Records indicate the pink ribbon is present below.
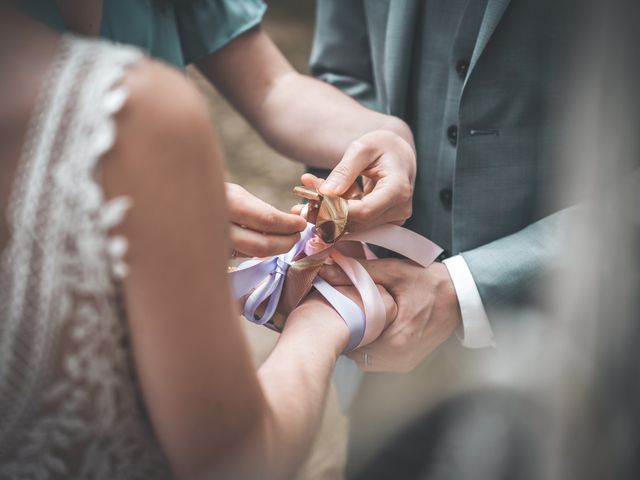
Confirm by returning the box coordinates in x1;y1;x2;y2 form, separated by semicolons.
320;225;442;348
230;223;442;352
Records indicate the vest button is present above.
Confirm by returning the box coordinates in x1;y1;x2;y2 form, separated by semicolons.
439;187;453;210
456;59;470;80
447;125;458;147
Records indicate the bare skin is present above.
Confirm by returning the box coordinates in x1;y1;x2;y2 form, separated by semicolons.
0;5;397;478
199;27;416;235
50;0;417;259
105;55;396;480
322;259;462;373
109;83;394;475
304;155;463;373
225;182;307;258
54;0;103;35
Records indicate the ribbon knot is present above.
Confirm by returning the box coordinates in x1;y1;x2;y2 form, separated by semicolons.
304;232;331;256
274;257;289;277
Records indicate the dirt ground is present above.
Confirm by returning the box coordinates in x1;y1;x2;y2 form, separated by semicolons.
189;3;349;479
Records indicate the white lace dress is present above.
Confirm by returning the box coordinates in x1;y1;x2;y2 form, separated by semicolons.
0;36;173;479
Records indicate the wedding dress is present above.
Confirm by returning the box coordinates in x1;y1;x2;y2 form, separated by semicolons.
0;36;172;478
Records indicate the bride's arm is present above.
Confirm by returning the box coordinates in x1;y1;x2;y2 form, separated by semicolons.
102;60;362;480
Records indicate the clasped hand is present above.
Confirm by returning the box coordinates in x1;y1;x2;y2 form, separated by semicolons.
321;260;461;372
231;130;461;370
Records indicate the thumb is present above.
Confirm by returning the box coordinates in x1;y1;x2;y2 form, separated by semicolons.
320;141;376;195
355;259;399;290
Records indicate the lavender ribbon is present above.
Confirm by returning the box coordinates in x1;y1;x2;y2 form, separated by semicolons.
229;223;366;352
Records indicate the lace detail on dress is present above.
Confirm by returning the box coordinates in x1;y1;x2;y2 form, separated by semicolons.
0;36;171;479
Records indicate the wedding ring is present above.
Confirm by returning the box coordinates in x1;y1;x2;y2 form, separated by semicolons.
362;352;371;367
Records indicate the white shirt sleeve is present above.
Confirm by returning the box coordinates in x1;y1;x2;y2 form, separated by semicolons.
442;255;496;348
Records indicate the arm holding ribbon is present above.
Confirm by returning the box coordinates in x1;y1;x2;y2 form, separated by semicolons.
225;182;307;258
229;182;443;355
198;26;417;238
109;77;395;479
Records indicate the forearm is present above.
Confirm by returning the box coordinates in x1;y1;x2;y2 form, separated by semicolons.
245;301;347;480
253;71;413;169
198;27;414;170
183;302;346;480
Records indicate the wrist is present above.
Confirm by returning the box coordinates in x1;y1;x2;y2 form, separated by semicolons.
284;298;350;358
379;116;416;154
429;262;462;328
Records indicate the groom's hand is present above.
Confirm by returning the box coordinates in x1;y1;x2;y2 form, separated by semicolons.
313;130;416;230
321;259;461;372
285;285;398;357
226;183;307;258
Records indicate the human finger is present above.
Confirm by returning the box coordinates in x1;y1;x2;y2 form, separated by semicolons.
319;138;378;196
347;346;403;372
229;224;301;258
229;247;250;258
300;172;325;190
346;175;412;227
226;183;306;235
290;204;305;215
362;177;376;195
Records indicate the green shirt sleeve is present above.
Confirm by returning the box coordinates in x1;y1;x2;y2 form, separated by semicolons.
174;0;267;65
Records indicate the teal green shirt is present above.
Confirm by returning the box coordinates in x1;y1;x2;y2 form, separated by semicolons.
19;0;267;67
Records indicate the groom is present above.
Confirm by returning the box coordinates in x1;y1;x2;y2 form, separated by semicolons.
312;0;582;473
314;0;578;373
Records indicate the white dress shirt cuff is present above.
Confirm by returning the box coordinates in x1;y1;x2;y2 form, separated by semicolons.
442;255;496;349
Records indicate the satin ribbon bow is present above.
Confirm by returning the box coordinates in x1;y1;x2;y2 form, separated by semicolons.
229;186;443;353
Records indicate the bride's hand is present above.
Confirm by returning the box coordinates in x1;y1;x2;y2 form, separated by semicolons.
298;130;416;230
284;285;398;357
226;183;307;258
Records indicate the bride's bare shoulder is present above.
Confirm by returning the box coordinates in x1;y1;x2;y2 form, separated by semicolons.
119;59;214;154
102;57;221;201
123;59;211;128
106;58;218;184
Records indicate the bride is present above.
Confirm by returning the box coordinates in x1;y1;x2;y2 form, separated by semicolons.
0;3;395;479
